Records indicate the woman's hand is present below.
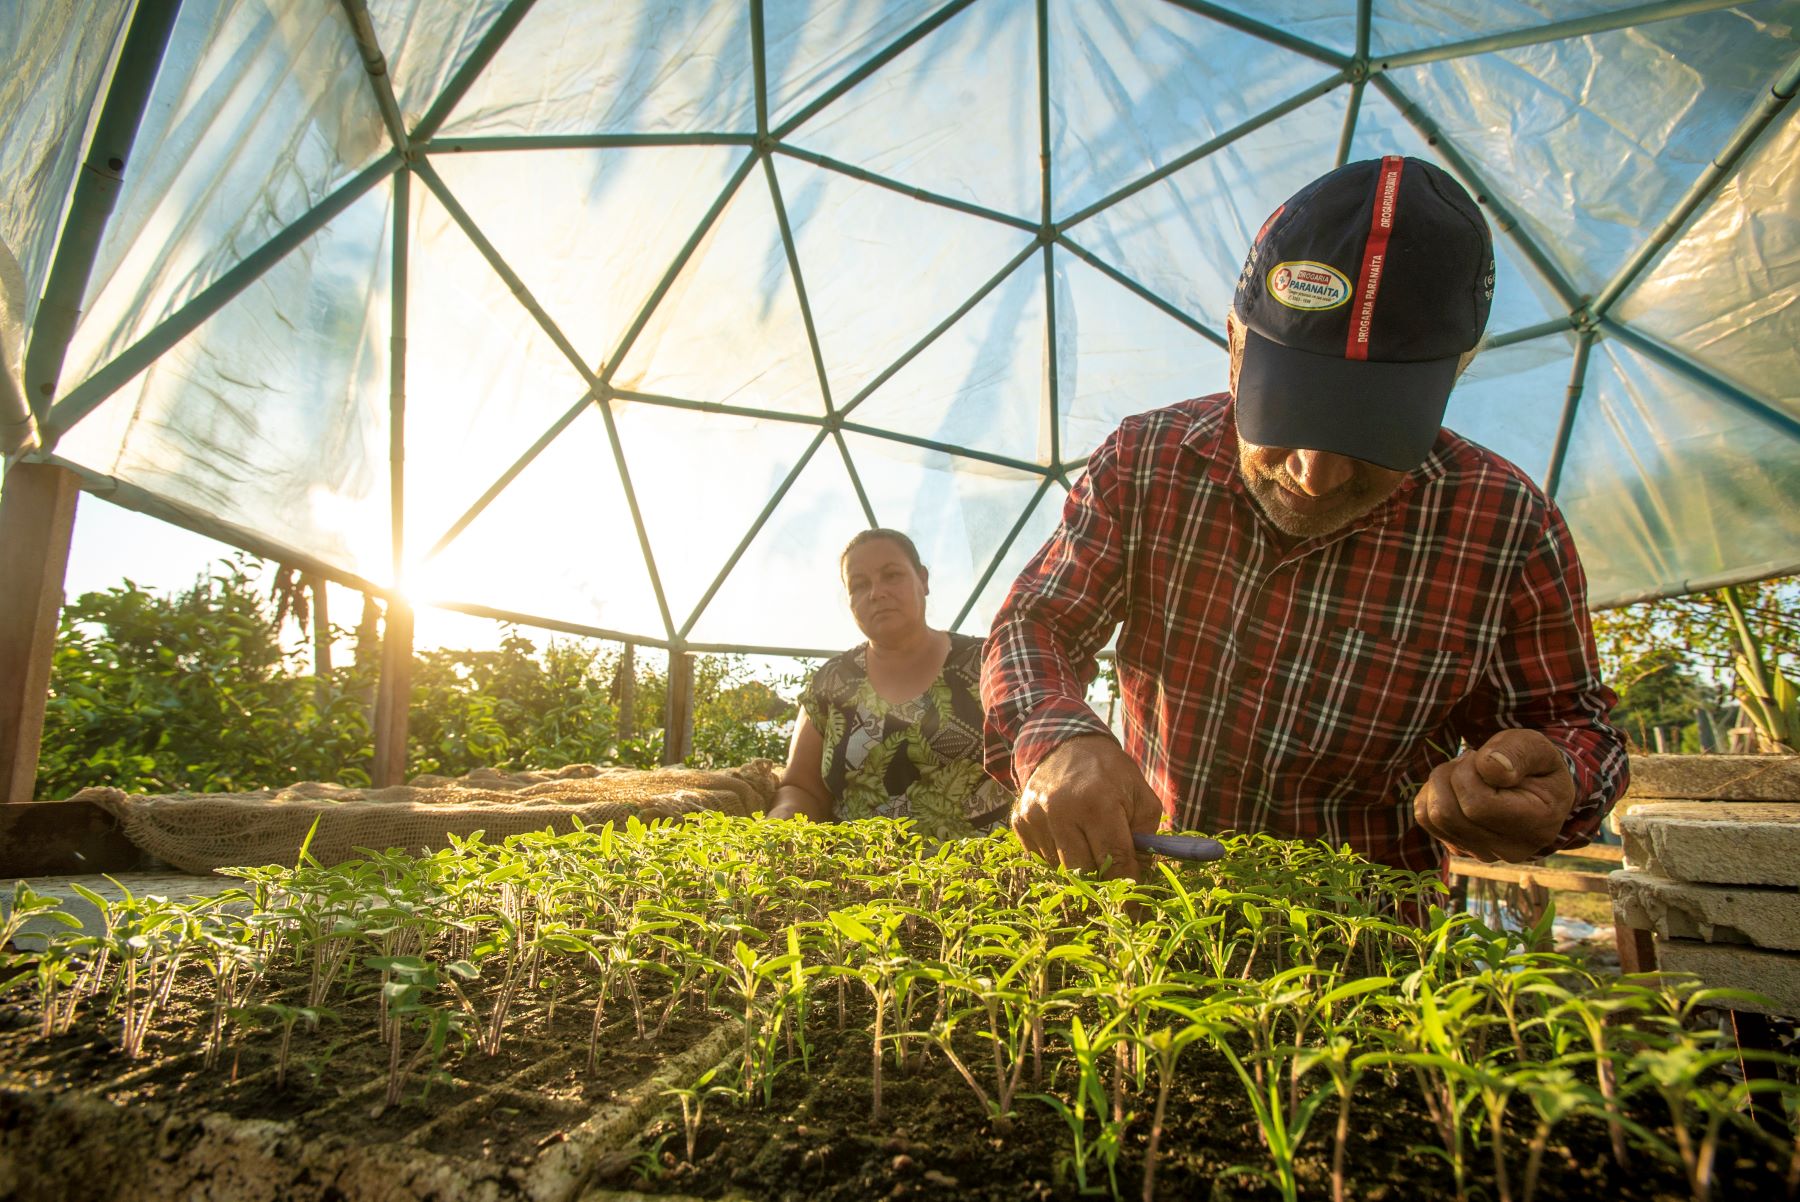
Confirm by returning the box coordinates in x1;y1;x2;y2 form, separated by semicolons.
764;707;834;821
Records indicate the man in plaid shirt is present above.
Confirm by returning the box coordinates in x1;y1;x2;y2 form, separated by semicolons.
983;156;1628;878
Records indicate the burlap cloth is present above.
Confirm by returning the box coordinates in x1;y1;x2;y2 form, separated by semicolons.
69;761;779;873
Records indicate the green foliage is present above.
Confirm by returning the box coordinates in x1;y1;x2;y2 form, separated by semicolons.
9;821;1797;1198
38;560;371;795
38;562;801;796
1592;575;1799;753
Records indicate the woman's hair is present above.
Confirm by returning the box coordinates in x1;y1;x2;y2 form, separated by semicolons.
840;527;926;580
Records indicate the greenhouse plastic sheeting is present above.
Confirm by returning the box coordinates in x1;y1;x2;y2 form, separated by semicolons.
4;0;1799;655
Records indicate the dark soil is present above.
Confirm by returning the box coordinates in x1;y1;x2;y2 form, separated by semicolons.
3;976;1794;1201
598;996;1798;1202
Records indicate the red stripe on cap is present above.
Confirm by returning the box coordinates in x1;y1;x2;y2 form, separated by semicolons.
1346;156;1405;361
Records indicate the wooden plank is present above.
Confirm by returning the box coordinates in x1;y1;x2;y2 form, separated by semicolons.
371;599;414;787
0;463;80;803
1556;843;1625;863
1616;921;1657;974
1446;856;1615;894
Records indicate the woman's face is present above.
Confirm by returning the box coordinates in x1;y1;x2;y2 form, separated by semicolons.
843;539;929;642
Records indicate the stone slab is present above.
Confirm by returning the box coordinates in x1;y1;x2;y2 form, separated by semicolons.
1655;939;1800;1016
1619;802;1800;887
0;871;240;951
1622;754;1800;803
1608;869;1800;951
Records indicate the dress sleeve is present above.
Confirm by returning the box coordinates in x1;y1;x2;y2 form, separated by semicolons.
1449;503;1630;853
981;427;1133;792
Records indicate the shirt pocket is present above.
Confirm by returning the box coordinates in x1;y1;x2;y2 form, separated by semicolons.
1293;626;1471;773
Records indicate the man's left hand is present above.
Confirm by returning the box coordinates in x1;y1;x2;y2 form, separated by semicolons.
1413;729;1576;863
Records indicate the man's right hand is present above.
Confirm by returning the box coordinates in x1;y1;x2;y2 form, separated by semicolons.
1012;735;1165;879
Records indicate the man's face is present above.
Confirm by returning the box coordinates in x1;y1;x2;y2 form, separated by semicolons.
1235;432;1407;540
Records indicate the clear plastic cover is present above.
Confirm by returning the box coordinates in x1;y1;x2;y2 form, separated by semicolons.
14;0;1800;652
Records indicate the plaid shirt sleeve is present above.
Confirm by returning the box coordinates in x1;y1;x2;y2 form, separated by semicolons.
1448;501;1630;854
981;428;1134;791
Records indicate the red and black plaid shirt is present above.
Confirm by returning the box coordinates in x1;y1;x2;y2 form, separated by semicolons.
982;394;1628;871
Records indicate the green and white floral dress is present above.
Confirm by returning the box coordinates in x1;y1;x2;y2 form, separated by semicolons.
800;633;1013;838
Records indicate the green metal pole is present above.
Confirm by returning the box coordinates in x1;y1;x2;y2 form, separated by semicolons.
338;0;411;156
1590;48;1800;321
836;241;1040;421
1371;76;1585;314
431;600;674;651
411;159;592;379
609;388;828;427
951;475;1056;630
1542;329;1591;500
1600;318;1800;444
837;422;1053;476
751;0;769;137
597;152;762;382
1484;316;1577;351
1159;0;1352;68
1335;79;1366;168
836;430;879;527
764;157;837;416
1376;0;1743;71
23;0;182;428
677;429;831;638
773;145;1039;232
423;132;759;153
423;391;596;558
47;454;396;597
411;0;540;141
772;0;980;139
1036;0;1061;469
593;396;678;641
45;152;402;445
390;168;409;581
1054;235;1227;348
1058;73;1347;230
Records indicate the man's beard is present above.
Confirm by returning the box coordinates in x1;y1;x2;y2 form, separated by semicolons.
1236;446;1399;540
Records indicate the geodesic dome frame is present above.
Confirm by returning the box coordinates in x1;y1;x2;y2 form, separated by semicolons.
5;0;1799;658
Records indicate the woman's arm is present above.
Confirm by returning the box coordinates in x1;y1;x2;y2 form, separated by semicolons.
765;706;835;821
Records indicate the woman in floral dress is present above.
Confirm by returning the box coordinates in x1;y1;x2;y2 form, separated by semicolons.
764;529;1012;838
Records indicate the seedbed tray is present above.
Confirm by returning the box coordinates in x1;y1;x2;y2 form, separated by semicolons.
3;816;1795;1200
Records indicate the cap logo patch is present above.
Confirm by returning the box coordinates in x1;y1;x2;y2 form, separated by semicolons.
1267;260;1351;311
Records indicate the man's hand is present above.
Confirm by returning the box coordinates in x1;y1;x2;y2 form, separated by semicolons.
1413;729;1576;863
1013;735;1164;879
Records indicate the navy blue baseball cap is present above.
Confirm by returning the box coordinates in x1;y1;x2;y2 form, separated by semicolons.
1231;155;1495;472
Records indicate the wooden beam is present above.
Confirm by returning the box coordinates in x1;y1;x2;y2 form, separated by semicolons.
371;598;413;787
662;651;694;766
1616;922;1658;974
1446;856;1615;895
0;463;80;802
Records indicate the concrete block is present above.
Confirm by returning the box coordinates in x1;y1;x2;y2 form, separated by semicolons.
1608;870;1800;951
1609;755;1800;834
0;872;239;951
1623;755;1800;803
1619;802;1800;887
1655;939;1800;1017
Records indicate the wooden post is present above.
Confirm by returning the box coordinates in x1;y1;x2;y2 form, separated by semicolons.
662;650;694;766
1614;921;1657;975
615;642;637;742
371;598;413;786
306;572;332;706
0;463;80;802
